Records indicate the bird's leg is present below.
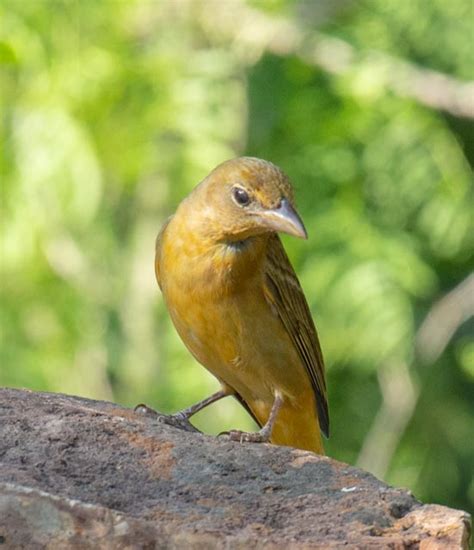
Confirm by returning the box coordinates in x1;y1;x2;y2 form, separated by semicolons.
170;390;229;421
226;394;283;444
135;390;229;433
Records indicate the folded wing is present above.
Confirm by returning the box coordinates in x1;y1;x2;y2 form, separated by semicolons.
263;235;329;437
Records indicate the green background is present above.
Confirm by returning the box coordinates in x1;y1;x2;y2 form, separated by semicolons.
1;0;473;514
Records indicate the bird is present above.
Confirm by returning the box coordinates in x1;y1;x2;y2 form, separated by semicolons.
154;157;328;454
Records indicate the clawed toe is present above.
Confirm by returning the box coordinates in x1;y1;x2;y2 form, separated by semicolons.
158;413;199;433
227;430;268;444
134;405;199;433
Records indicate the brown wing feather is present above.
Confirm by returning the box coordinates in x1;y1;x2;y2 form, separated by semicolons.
264;234;329;437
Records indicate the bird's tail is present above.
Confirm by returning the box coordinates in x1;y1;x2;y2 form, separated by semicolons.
249;397;325;455
269;403;325;454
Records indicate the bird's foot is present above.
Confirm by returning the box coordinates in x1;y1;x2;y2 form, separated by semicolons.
221;429;270;444
158;411;199;433
134;404;199;433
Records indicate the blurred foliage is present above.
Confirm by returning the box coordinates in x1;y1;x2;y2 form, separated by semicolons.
1;0;473;513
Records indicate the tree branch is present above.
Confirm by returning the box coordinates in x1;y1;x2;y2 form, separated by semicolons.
196;0;474;119
357;274;474;478
416;273;474;364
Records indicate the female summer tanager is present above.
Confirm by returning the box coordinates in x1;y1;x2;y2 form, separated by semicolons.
154;157;329;454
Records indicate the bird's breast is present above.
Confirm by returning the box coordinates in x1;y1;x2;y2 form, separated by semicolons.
158;226;308;402
167;249;258;359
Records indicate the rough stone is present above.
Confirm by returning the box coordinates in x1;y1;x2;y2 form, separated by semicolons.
0;388;471;549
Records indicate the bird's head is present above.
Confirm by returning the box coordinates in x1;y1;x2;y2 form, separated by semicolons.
190;157;307;244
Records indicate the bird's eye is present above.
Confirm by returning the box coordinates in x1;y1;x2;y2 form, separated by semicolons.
232;186;250;206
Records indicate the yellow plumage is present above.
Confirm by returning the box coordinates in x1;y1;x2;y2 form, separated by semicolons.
155;157;328;454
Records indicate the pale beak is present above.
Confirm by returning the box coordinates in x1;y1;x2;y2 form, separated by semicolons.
258;198;308;239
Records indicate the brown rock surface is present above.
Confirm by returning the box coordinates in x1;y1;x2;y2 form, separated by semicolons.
0;388;471;549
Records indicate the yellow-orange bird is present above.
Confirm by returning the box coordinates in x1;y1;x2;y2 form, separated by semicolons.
155;157;328;453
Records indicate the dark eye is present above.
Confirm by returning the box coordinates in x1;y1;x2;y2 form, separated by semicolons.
232;186;250;206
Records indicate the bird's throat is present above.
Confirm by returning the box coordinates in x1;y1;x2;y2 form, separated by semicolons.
225;238;252;253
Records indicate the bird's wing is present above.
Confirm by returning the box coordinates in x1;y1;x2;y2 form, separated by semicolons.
263;234;329;437
155;216;173;290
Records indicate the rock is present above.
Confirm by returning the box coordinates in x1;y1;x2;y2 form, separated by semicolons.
0;388;471;549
